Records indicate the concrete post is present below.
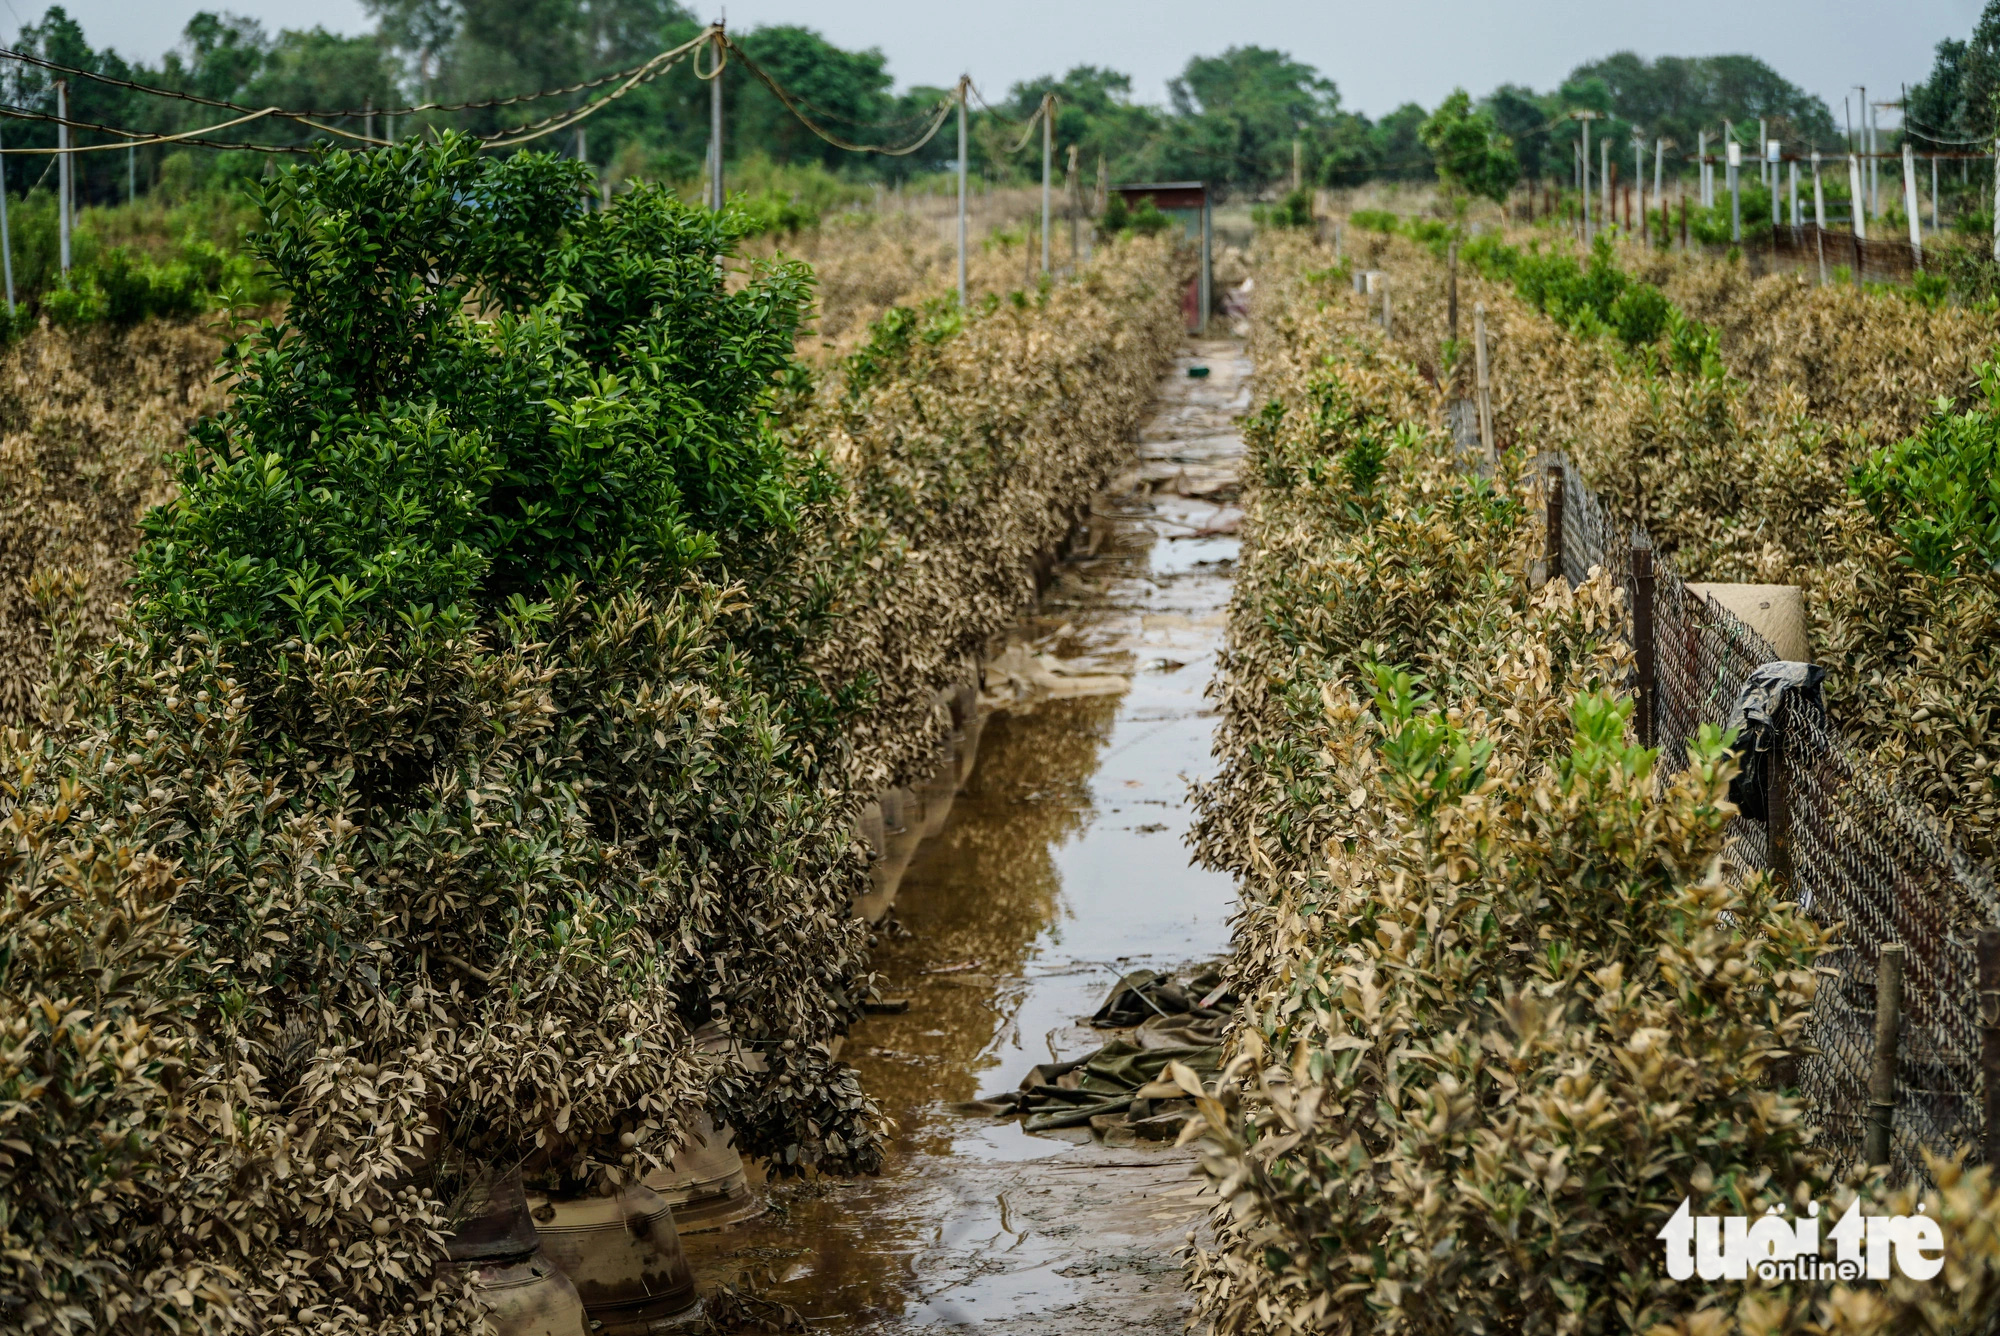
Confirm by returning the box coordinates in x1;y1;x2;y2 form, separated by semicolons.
1040;96;1052;276
56;80;70;276
957;78;968;306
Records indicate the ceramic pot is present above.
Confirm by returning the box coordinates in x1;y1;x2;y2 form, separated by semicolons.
642;1112;759;1232
449;1169;586;1336
468;1251;590;1336
529;1184;698;1332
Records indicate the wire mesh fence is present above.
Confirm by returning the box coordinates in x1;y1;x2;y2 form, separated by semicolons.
1545;450;1997;1186
1754;224;1921;284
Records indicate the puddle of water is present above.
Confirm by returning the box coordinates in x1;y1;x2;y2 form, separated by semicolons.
684;340;1251;1333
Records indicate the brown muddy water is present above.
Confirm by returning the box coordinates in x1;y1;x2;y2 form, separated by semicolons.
684;339;1252;1333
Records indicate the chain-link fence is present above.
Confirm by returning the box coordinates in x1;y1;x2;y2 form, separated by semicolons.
1545;451;1997;1186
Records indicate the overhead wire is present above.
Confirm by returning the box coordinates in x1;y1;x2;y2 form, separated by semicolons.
0;38;700;120
0;27;719;154
0;102;303;153
476;29;713;148
722;37;956;156
0;23;1005;165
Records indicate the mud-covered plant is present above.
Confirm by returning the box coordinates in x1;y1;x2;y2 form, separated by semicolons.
1187;238;2000;1334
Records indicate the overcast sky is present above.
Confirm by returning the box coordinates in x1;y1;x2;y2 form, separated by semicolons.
28;0;1985;124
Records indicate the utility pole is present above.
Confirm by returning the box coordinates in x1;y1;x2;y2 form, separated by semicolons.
1844;94;1856;219
56;79;69;276
1812;150;1826;230
0;123;13;314
1871;99;1883;219
957;76;968;306
1066;143;1079;269
1575;111;1599;243
709;24;725;210
1040;95;1052;277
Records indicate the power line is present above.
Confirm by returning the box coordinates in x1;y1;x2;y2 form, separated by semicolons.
0;102;307;154
0;35;715;121
723;37;956;157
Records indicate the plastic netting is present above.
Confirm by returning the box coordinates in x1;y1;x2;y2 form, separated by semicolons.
1544;453;1995;1184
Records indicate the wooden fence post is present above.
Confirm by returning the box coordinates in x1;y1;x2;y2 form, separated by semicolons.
1981;927;2000;1168
1866;943;1906;1170
1545;461;1565;587
1447;242;1459;348
1631;538;1655;747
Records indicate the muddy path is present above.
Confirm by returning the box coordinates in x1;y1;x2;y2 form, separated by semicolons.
684;338;1252;1332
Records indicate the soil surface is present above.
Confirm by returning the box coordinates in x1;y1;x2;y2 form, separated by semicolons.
683;339;1252;1332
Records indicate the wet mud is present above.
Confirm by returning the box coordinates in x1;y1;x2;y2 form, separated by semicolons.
684;339;1252;1332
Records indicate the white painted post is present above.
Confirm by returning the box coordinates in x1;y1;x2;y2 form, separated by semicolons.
1040;95;1051;277
956;78;968;306
1600;136;1610;233
1727;136;1741;242
56;80;69;276
0;123;13;313
1849;154;1867;241
1653;137;1664;219
1698;129;1709;207
1813;150;1826;229
1769;139;1780;227
1790;159;1800;225
1903;140;1922;262
1758;118;1768;193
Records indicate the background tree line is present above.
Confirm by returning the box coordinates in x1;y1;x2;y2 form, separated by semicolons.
4;0;1993;210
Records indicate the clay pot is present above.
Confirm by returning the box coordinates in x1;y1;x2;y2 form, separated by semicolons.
954;714;984;785
529;1184;698;1332
449;1169;543;1264
448;1169;587;1336
856;800;886;858
642;1111;759;1232
467;1251;591;1336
